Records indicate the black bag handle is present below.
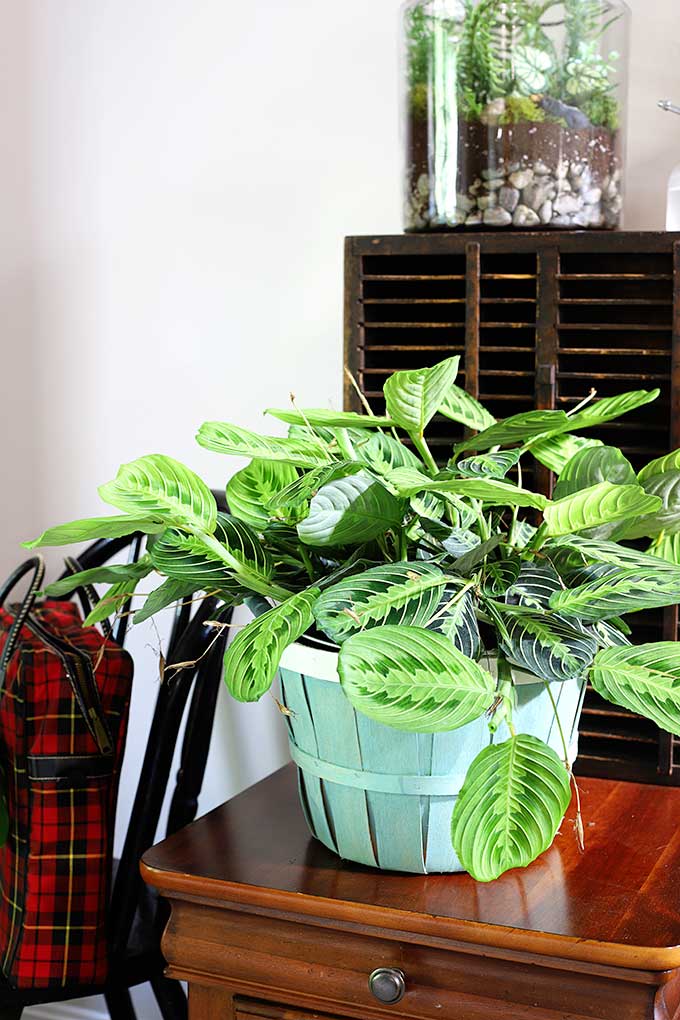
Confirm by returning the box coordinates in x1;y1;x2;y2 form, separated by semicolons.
0;557;46;674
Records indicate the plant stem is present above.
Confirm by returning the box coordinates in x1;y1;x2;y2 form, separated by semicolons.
541;677;570;768
412;433;439;477
335;428;357;461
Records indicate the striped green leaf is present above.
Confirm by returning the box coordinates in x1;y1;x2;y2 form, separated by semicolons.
550;566;680;621
266;408;393;428
438;385;496;432
24;516;165;549
546;535;680;574
227;460;298;530
529;434;603;474
427;583;480;659
456;449;522;479
456;410;572;454
451;735;571;882
648;532;680;566
149;513;271;598
552;446;636;500
388;469;548;510
354;432;423;477
565;389;659;432
543;482;661;538
45;557;153;597
384;356;460;436
590;642;680;736
338;624;495;733
197;421;332;468
83;581;136;626
99;454;218;534
497;563;596;681
619;468;680;541
134;577;205;624
224;588;320;702
499;611;596;682
313;561;447;643
297;470;404;547
638;449;680;483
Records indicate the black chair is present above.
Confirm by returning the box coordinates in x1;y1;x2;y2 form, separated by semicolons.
0;498;233;1020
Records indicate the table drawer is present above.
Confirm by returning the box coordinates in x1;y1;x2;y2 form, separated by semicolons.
164;902;655;1020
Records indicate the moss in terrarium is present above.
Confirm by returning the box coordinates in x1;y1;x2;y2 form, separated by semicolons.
583;93;620;130
410;82;429;118
498;95;546;125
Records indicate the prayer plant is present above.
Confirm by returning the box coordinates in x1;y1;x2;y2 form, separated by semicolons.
25;357;680;881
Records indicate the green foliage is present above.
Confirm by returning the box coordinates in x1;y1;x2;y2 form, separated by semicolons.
499;95;546;125
405;0;622;128
31;366;680;883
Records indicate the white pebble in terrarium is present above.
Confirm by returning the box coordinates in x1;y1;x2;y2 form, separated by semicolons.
403;0;630;231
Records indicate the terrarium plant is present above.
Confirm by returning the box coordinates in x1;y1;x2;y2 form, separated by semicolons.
404;0;628;230
26;357;680;881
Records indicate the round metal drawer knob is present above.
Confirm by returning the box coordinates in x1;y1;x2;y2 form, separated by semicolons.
368;967;406;1005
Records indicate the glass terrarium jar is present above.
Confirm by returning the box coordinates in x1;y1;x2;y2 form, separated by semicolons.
403;0;630;231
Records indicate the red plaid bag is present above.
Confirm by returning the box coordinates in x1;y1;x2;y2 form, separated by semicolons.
0;557;133;989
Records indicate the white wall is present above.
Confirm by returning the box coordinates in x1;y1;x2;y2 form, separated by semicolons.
0;1;678;1017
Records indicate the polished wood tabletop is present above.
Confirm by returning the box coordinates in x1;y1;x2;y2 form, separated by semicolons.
141;763;680;973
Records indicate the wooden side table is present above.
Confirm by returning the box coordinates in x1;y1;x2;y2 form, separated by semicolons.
141;764;680;1020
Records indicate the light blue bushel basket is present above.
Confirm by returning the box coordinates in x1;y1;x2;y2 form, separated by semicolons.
278;638;586;875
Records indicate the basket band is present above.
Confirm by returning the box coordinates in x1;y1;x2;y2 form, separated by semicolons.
289;738;579;796
288;740;469;796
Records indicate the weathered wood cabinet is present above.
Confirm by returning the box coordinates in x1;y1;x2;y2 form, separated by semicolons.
344;231;680;785
141;765;680;1020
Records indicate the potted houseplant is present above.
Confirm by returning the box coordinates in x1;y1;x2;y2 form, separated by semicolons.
404;0;629;230
26;357;680;881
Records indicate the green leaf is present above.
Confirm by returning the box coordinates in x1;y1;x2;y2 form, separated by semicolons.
338;624;495;733
354;432;423;477
266;408;394;428
456;410;572;454
297;470;404;547
648;533;680;567
438;385;496;431
565;389;659;433
45;557;153;597
453;535;504;575
498;611;597;682
456;449;522;479
550;567;680;621
427;583;480;659
134;577;205;624
388;469;548;510
149;513;269;596
552;446;636;500
383;356;460;436
226;460;298;530
450;735;571;882
99;454;218;535
313;561;447;643
23;516;164;549
83;581;136;626
546;535;680;574
529;434;603;474
543;482;661;538
224;588;320;702
197;421;332;468
636;470;680;535
590;643;680;736
441;529;481;559
638;449;680;483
